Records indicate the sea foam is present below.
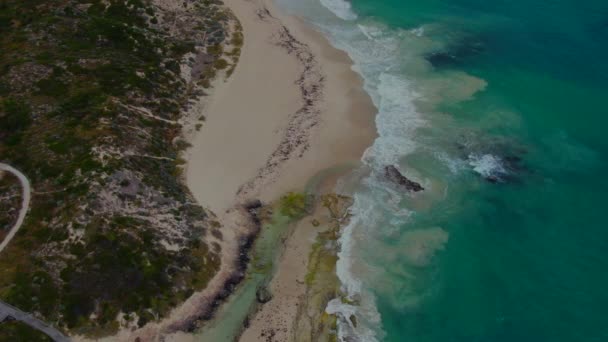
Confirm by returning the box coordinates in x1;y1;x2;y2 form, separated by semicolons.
314;19;429;341
319;0;358;20
281;1;468;340
468;153;507;179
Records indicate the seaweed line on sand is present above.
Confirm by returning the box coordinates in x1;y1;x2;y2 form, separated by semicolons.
237;4;325;197
156;2;323;338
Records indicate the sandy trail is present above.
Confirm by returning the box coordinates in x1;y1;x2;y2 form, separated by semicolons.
0;163;31;253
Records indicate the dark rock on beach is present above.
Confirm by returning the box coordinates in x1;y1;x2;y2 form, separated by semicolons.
256;285;273;303
384;165;424;192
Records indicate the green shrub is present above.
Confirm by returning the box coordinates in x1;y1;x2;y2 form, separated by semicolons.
0;98;31;145
214;58;228;69
36;76;69;97
231;32;243;47
279;192;308;218
0;320;52;341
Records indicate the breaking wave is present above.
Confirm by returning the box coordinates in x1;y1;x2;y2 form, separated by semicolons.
319;0;358;20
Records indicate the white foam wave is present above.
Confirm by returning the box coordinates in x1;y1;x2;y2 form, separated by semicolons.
368;73;425;167
357;23;385;40
285;5;477;341
411;26;425;37
275;0;494;340
334;188;388;342
335;212;363;296
326;297;382;342
311;16;430;342
319;0;358;20
434;151;468;174
468;153;506;178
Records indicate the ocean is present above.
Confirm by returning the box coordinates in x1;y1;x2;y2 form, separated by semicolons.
276;0;608;341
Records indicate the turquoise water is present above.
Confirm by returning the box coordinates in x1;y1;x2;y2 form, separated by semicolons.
277;0;608;341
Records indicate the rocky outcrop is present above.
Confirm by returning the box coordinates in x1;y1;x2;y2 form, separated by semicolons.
384;165;424;192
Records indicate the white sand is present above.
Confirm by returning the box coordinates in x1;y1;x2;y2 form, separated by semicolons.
185;0;376;341
183;1;376;341
186;0;375;213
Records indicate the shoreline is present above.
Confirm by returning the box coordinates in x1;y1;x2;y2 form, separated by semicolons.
185;0;376;211
209;0;377;341
184;0;377;340
183;0;377;340
80;0;376;340
239;166;353;342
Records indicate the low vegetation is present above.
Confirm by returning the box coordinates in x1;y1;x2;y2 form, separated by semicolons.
0;320;52;342
279;192;309;218
0;172;21;241
0;0;240;338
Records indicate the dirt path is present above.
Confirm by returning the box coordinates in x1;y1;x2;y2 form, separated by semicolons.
0;164;70;340
0;163;31;253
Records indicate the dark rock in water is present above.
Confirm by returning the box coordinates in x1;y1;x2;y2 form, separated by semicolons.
503;155;524;172
485;175;501;184
427;51;459;67
256;285;272;303
349;314;358;328
384;165;424;192
499;154;527;184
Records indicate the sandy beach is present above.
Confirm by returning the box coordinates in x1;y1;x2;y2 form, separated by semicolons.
186;0;375;212
199;1;375;340
78;0;375;340
185;0;376;340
